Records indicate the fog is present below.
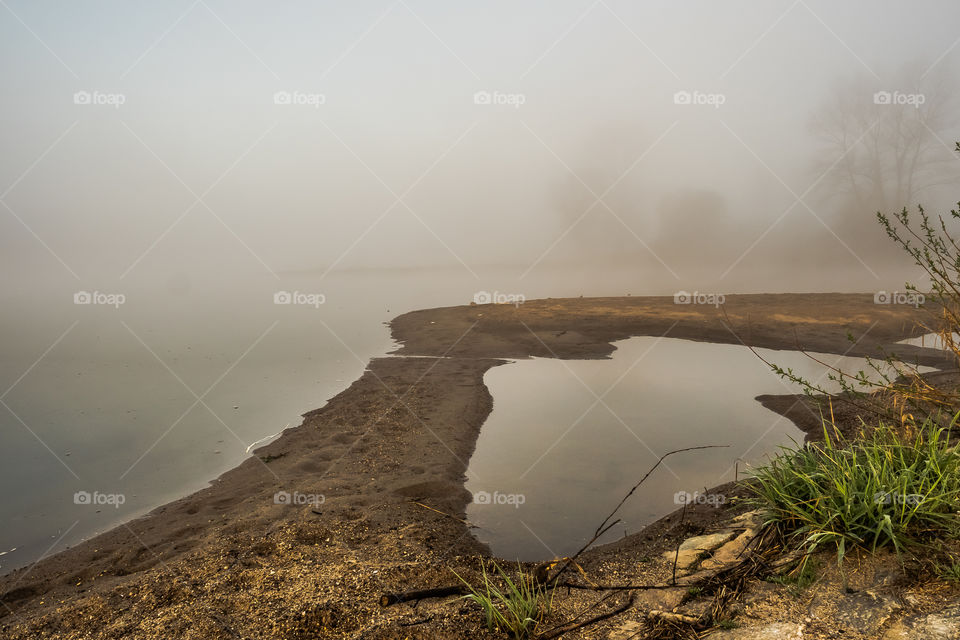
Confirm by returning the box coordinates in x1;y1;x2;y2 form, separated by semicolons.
2;1;959;297
2;1;960;571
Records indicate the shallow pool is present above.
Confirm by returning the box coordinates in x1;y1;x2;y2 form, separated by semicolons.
465;337;881;561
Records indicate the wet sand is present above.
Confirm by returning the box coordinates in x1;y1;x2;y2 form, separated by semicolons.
0;294;949;639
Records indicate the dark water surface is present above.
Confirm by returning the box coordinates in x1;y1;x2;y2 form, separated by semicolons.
0;266;657;573
465;337;886;561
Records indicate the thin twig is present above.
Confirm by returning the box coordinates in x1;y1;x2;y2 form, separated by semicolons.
410;501;476;528
536;593;635;640
546;444;728;585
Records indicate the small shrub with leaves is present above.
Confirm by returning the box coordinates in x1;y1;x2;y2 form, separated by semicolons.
766;142;960;428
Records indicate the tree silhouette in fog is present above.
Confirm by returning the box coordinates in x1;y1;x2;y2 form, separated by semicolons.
811;62;958;222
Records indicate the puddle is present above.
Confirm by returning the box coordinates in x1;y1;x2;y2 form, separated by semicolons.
897;332;959;350
465;336;887;561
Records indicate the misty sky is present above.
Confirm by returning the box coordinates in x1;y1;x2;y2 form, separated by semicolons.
2;1;960;293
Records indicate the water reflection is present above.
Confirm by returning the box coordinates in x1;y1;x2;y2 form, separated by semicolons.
465;337;880;561
0;265;662;573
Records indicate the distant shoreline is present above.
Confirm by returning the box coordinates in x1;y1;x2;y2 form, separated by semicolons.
0;293;949;638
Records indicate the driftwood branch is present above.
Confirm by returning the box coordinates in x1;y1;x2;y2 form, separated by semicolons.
648;609;705;627
557;580;688;591
546;444;728;585
379;586;465;608
536;593;636;640
410;501;477;528
380;444;752;640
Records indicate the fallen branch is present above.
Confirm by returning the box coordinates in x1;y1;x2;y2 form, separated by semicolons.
556;581;685;592
379;585;465;608
411;501;477;528
647;609;704;627
546;444;728;585
536;593;636;640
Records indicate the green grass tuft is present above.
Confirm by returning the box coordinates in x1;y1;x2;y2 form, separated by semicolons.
453;559;554;639
748;415;960;565
937;558;960;582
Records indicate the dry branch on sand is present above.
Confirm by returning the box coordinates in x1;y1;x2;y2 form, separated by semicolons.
375;445;812;639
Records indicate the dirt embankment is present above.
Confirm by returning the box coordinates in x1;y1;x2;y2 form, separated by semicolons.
0;294;949;639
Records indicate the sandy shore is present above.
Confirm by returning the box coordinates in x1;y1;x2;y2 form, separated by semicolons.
0;293;949;639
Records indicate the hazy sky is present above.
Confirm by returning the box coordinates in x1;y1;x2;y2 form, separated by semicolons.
10;1;960;575
2;1;960;292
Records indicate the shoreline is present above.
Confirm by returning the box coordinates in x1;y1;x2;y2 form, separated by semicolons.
0;293;950;638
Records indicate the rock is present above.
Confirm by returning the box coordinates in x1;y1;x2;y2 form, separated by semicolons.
882;602;960;639
632;587;685;612
700;529;757;571
731;510;765;528
662;531;738;570
707;622;805;639
677;597;712;620
669;549;702;571
607;620;644;639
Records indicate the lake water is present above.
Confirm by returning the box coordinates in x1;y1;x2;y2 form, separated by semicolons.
897;332;958;351
0;262;915;574
465;338;884;562
0;265;666;573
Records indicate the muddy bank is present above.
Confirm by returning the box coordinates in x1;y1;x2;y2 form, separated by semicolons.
389;293;950;367
0;294;948;639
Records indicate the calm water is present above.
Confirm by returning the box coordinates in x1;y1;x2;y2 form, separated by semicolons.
465;338;886;562
898;332;958;350
0;265;921;574
0;265;661;573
